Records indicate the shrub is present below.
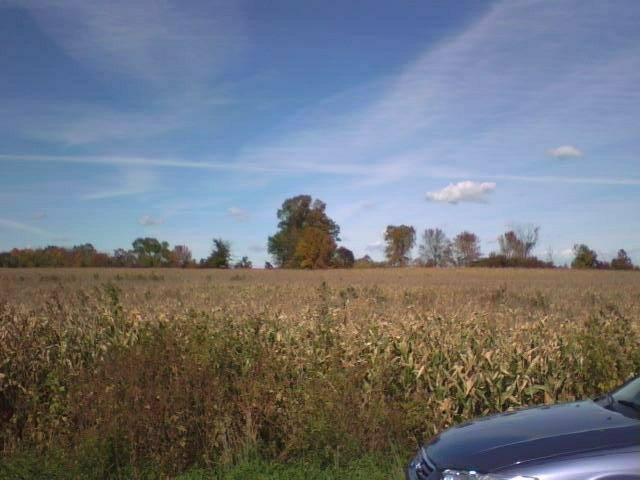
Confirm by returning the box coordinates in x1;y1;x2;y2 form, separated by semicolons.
471;253;553;268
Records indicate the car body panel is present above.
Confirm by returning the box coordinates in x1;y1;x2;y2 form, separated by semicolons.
424;400;640;473
501;445;640;480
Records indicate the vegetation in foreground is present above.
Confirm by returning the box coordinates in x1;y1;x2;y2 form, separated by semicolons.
1;268;639;478
1;453;403;480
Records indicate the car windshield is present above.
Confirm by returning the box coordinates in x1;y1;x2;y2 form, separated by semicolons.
611;376;640;417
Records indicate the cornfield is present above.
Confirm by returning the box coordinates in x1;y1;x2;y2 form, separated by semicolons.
1;268;639;477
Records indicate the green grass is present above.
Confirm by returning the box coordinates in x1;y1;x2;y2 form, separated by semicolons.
180;456;404;480
0;454;405;480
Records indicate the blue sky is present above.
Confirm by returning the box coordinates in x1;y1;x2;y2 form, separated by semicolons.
1;0;639;266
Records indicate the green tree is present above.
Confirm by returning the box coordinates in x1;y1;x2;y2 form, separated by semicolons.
354;254;376;268
132;238;171;267
571;244;598;269
384;225;416;267
203;238;231;268
332;246;355;268
268;195;340;268
611;249;634;270
234;256;253;269
112;248;137;267
0;252;18;268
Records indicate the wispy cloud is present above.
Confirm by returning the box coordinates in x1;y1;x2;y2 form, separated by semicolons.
32;212;47;220
426;181;496;204
0;218;54;237
365;240;385;252
2;1;244;145
0;154;274;173
138;215;164;226
548;145;583;158
161;198;228;218
0;153;463;181
223;0;640;188
15;0;244;86
3;153;639;187
228;207;249;222
85;187;150;201
1;103;187;146
83;169;157;200
1;0;638;261
330;201;378;223
487;174;640;186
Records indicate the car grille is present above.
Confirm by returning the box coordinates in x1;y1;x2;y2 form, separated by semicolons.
415;463;432;479
407;448;436;480
415;452;434;479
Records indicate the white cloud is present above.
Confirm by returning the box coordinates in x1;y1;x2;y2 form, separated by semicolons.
228;207;249;222
138;215;164;226
426;181;496;204
547;145;583;158
32;212;47;220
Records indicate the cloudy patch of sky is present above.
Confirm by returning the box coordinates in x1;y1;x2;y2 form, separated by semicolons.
1;0;639;265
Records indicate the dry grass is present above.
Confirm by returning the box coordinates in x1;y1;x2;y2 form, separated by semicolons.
1;268;639;477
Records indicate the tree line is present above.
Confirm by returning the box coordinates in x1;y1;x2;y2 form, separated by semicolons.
0;238;252;269
0;194;637;270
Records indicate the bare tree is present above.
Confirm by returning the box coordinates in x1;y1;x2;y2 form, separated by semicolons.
498;225;540;259
516;224;540;258
419;228;452;267
498;231;520;259
452;231;481;266
544;245;555;266
171;245;193;268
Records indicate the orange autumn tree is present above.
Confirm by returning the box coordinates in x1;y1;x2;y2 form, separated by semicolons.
268;195;342;269
294;226;336;269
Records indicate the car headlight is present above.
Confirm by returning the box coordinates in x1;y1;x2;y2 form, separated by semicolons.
442;470;538;480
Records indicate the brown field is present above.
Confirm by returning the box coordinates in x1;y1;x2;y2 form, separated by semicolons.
1;268;639;476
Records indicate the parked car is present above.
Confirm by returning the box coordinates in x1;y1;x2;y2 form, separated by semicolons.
406;375;640;479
